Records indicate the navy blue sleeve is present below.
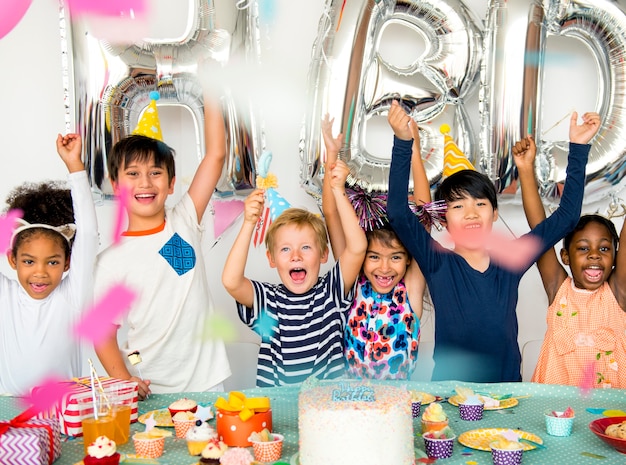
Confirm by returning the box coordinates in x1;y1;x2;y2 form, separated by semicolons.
387;136;436;273
527;142;590;258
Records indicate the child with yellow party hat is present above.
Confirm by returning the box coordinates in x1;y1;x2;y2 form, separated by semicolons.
94;91;231;398
387;102;600;383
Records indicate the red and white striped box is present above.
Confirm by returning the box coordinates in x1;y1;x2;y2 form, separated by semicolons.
36;377;138;437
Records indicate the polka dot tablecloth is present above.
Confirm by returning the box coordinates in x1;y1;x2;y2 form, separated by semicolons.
1;381;625;464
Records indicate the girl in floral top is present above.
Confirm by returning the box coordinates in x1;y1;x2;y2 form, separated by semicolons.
321;102;435;379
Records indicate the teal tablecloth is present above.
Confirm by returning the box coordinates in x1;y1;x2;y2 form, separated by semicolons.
1;381;625;464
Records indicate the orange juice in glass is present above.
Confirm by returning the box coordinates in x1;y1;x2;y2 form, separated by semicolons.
82;415;115;454
111;404;132;444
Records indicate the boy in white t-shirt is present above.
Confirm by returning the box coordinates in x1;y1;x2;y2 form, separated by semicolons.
94;96;231;398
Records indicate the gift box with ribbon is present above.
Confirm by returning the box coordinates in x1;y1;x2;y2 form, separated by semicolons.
215;392;272;447
0;409;61;465
34;377;138;437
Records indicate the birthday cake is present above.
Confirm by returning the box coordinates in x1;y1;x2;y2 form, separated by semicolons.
298;382;414;465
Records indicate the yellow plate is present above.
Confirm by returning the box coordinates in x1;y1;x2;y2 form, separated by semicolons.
458;428;543;451
138;408;174;427
411;391;436;406
448;395;518;410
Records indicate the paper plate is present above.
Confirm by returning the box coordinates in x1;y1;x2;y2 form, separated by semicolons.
412;391;437;406
458;428;543;451
138;409;174;427
448;395;518;410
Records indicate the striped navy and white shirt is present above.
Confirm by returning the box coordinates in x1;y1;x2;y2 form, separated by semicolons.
236;262;354;387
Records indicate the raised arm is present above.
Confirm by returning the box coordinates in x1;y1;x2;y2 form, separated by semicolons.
187;94;227;222
56;133;86;173
321;114;347;259
513;135;565;299
331;160;367;295
221;189;264;308
609;217;626;311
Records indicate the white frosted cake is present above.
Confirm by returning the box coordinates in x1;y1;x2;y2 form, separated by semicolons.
298;382;414;465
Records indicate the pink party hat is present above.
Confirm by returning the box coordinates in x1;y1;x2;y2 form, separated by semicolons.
441;124;474;177
133;91;163;141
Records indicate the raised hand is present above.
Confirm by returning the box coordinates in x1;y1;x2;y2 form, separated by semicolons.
569;111;601;145
56;133;84;173
330;159;350;191
321;114;343;163
512;135;536;173
387;100;413;141
243;189;265;225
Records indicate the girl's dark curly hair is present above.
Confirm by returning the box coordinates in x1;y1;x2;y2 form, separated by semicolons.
5;180;75;258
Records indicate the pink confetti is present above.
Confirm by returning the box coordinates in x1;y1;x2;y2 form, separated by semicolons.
112;185;130;245
74;284;136;345
580;361;596;397
488;232;542;271
20;377;71;415
0;209;23;252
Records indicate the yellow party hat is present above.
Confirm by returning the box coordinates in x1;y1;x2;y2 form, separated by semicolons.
441;124;474;177
132;91;163;141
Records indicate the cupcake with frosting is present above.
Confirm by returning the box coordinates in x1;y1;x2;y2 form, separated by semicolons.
186;420;217;456
199;438;229;464
219;447;254;465
421;403;448;433
168;397;198;417
83;436;120;465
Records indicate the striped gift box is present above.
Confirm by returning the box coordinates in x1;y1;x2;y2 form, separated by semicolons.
36;377;138;437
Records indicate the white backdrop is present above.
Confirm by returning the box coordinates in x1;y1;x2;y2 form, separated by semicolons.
0;0;623;382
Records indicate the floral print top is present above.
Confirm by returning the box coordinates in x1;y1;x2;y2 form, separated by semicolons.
344;274;420;379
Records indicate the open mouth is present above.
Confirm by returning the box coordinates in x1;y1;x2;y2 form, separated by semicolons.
374;275;394;288
583;266;603;282
135;193;156;204
289;268;307;283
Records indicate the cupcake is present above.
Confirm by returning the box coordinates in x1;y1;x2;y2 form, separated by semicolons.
219;447;254;465
186;420;217;456
83;436;120;465
248;429;284;463
132;428;172;459
172;410;197;439
421;403;448;433
199;438;229;464
490;433;524;465
168;397;198;417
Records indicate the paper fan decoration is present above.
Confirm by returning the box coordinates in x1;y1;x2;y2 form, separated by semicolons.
132;91;163;141
253;151;292;247
441;124;474;178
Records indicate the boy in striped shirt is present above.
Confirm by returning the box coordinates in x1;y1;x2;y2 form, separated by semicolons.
222;161;366;386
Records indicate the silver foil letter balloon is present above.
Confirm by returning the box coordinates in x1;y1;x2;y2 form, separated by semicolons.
300;0;483;200
480;0;626;204
61;0;263;199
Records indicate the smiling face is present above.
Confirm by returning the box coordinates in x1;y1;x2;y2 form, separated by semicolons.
443;194;498;251
561;221;616;291
112;156;175;231
362;238;410;294
266;223;328;294
8;232;69;300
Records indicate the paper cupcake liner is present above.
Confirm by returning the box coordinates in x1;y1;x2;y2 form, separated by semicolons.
424;436;454;459
411;402;422;418
545;414;574;437
173;419;195;439
491;447;523;465
133;437;165;458
251;434;284;462
459;403;484;421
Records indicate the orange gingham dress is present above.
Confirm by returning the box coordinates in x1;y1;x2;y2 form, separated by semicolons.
532;277;626;388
